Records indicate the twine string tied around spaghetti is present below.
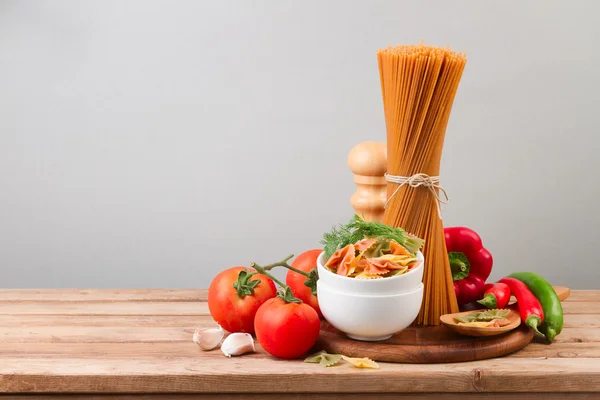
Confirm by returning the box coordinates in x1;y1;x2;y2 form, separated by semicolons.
384;173;449;218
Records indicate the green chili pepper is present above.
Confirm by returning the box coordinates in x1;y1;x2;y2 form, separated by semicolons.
508;272;563;343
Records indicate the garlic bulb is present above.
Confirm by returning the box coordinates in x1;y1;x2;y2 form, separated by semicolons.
221;332;255;357
193;326;224;351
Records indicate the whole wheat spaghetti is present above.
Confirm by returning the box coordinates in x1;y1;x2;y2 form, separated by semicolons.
377;43;466;325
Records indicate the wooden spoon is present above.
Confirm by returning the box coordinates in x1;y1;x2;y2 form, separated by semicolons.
553;286;570;301
440;309;521;337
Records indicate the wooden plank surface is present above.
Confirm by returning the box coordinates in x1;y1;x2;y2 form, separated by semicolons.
0;289;598;395
0;315;210;327
7;299;598;317
0;313;596;328
0;289;207;302
0;340;599;359
3;394;600;400
0;301;209;315
1;356;600;393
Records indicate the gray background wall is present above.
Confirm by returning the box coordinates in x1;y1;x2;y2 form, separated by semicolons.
1;0;598;289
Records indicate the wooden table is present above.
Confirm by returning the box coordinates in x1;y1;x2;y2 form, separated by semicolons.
0;289;599;399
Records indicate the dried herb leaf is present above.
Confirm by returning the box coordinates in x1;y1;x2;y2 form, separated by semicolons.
304;351;343;367
474;309;510;320
454;314;478;323
458;317;512;328
454;309;510;324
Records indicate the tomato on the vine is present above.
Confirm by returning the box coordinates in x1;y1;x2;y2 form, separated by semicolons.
208;266;277;334
285;249;322;318
254;289;320;359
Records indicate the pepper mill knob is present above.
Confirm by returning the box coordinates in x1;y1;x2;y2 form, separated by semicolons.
348;142;387;222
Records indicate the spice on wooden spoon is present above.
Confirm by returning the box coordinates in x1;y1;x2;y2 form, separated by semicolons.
453;309;512;327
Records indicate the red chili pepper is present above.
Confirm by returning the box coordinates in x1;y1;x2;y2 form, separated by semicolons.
444;227;493;305
477;282;511;309
498;277;544;336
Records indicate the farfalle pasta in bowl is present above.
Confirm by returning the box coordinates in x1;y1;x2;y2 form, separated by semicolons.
327;237;419;279
315;215;426;340
317;238;424;296
316;216;425;296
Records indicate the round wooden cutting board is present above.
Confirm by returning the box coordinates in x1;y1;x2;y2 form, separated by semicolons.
316;322;534;364
316;285;569;363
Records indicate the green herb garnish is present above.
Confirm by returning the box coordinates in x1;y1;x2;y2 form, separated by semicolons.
473;309;510;321
454;314;479;323
320;214;424;260
453;309;510;324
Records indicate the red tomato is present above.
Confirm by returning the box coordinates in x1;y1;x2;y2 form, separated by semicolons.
208;266;277;334
285;249;322;318
254;297;321;359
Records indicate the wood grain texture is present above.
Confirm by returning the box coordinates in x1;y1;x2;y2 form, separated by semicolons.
563;314;600;328
0;326;197;343
2;394;600;400
1;395;599;400
550;327;600;343
0;289;206;302
1;340;599;360
561;301;600;314
318;322;534;363
0;313;596;328
348;141;387;223
439;309;521;337
561;290;600;302
553;286;570;301
1;357;600;393
512;342;600;358
0;302;209;315
1;300;590;316
0;289;598;396
0;315;212;327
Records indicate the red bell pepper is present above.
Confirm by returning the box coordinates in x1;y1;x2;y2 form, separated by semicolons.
444;227;493;306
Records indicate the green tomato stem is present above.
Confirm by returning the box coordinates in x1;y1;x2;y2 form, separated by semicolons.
281;264;312;278
250;263;287;288
259;254;311;278
232;270;261;298
250;255;303;304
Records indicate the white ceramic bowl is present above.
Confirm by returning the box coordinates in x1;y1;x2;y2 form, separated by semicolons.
317;281;424;341
316;251;424;295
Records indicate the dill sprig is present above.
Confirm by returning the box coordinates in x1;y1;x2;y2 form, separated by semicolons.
320;220;364;261
320;215;424;260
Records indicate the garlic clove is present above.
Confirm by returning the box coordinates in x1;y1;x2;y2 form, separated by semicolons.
193;326;224;351
220;325;231;335
221;332;255;357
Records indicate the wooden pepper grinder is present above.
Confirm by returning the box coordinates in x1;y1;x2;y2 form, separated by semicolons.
347;142;387;222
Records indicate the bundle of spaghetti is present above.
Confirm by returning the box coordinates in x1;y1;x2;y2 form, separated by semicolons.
377;43;466;325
